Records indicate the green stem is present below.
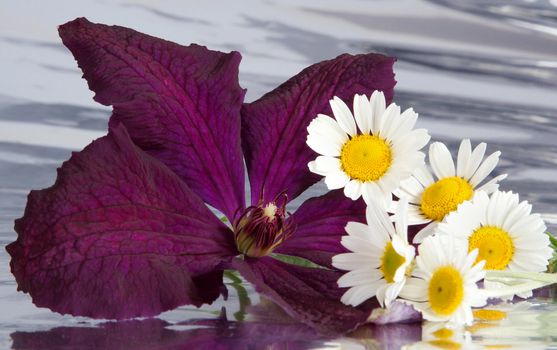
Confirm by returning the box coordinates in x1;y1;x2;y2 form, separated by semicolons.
224;269;252;321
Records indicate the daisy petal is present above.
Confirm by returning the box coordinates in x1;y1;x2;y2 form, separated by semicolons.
353;94;372;134
456;139;472;178
370;90;386;134
330;97;357;136
464;142;486;180
469;151;501;187
325;171;350;190
429;142;455;179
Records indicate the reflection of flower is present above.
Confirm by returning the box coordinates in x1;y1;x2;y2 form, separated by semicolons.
10;313;329;350
404;321;475;350
6;18;400;333
307;92;430;206
438;191;552;272
333;199;415;307
400;235;486;325
394;139;505;243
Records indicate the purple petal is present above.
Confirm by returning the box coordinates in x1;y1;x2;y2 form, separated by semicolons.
368;301;422;324
231;257;377;334
6;125;236;319
242;53;396;204
275;191;366;268
59;18;246;220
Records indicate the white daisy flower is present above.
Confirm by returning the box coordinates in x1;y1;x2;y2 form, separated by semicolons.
436;190;552;272
394;139;507;243
306;91;430;207
332;198;415;307
399;235;487;325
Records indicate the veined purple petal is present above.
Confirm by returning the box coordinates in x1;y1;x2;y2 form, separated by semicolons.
231;257;377;334
6;125;236;319
275;191;366;268
59;18;246;220
242;53;396;205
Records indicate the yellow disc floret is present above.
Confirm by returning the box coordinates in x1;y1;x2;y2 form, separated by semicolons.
420;176;473;221
380;242;406;283
340;135;392;182
469;226;514;270
428;266;464;316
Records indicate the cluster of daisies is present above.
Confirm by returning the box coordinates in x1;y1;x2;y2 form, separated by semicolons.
306;91;554;326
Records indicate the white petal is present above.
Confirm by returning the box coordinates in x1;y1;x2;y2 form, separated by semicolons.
330;97;357;136
324;171;350;189
469;151;501;187
333;253;376;270
306;114;348;156
378;103;401;141
353;94;372;134
394;198;409;242
456;139;472;178
412;222;437;244
396;176;425;202
366;198;396;238
341;282;383;306
413;165;435;187
392;108;418;140
338;269;383;287
307;156;341;176
464;142;486;180
429;142;455;179
384;282;405;307
362;181;389;207
398;278;428;301
476;173;508;193
370;90;386;134
344;179;363;200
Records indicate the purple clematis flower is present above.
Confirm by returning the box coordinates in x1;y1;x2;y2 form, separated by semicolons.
7;18;400;333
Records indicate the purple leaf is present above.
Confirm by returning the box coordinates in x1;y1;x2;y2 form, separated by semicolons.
59;18;246;220
231;257;377;334
275;191;366;268
6;125;236;319
242;53;396;204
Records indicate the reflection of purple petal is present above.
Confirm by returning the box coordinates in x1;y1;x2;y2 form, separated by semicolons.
59;18;246;220
242;53;396;205
275;191;366;268
231;256;377;334
11;317;329;350
352;322;422;350
7;125;236;319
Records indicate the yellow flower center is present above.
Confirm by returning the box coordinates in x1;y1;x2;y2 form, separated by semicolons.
473;309;507;321
428;266;464;316
380;241;406;283
468;226;514;270
340;135;392;182
420;176;473;221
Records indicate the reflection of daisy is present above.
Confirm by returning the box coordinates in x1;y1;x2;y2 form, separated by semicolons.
332;199;415;307
306;91;430;206
399;235;487;325
437;191;552;272
394;139;506;243
404;322;473;350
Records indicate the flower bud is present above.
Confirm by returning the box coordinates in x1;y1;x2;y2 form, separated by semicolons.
233;193;293;258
